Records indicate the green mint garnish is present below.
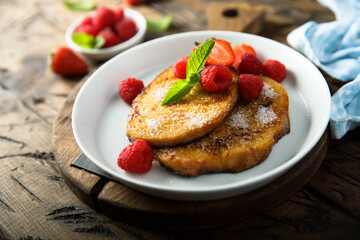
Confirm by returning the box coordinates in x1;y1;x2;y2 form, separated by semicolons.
147;14;173;32
72;33;105;49
63;1;96;11
162;39;215;106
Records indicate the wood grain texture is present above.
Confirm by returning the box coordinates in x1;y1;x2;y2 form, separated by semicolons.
1;0;360;239
207;2;265;34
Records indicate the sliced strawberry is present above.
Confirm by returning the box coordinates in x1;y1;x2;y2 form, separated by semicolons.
232;43;256;69
206;39;235;66
49;46;87;76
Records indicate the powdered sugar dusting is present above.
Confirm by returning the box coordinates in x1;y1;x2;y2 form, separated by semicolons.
228;110;249;129
261;83;277;99
256;105;276;124
146;119;160;130
154;88;168;102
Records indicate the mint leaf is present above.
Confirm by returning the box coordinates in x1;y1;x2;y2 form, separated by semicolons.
72;33;94;49
162;39;215;106
186;39;215;75
63;1;96;11
147;14;173;32
93;35;105;49
72;33;105;49
187;73;200;86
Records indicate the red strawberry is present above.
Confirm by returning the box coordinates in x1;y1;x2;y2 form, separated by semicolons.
77;23;98;36
124;0;144;6
114;18;137;41
205;39;235;66
232;43;256;69
49;46;87;76
93;6;116;31
172;56;189;79
114;8;124;21
97;28;121;48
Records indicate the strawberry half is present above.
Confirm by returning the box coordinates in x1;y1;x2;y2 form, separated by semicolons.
49;46;87;76
232;43;256;69
205;39;235;66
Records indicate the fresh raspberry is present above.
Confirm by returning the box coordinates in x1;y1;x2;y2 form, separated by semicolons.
117;139;153;174
97;28;121;48
114;18;137;41
114;8;124;21
238;74;264;101
172;56;189;79
200;65;232;92
237;52;263;75
262;59;287;82
119;77;144;105
93;6;116;31
232;43;256;69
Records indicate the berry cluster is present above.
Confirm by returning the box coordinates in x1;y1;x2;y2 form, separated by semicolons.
232;43;287;100
76;6;137;48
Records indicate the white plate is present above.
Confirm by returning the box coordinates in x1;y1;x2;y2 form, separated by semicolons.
72;31;331;201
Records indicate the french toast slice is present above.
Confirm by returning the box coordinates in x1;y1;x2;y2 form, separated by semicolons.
154;76;290;176
127;66;239;147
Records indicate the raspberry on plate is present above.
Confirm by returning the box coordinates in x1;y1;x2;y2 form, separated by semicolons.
114;18;137;42
97;28;121;48
172;56;189;79
262;59;287;82
237;52;263;75
119;77;144;105
238;74;264;101
117;139;153;174
200;65;232;92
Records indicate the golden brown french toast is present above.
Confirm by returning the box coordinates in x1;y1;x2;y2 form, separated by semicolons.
126;66;239;147
154;76;290;176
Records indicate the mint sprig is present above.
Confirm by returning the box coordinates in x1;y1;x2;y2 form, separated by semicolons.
147;14;173;32
162;39;215;105
63;1;96;11
72;33;105;49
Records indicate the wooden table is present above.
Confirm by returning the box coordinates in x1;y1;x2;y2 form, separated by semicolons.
1;0;359;239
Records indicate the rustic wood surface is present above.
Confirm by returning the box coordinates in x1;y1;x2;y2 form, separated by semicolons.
1;0;359;239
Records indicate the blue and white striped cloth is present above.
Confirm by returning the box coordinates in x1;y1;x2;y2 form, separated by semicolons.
287;0;360;139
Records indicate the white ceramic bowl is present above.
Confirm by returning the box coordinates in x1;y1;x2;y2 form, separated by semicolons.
65;8;146;61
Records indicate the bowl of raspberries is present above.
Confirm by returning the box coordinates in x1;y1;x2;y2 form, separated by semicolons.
65;5;146;61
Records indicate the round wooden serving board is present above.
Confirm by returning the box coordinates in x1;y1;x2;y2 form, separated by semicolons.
53;75;330;230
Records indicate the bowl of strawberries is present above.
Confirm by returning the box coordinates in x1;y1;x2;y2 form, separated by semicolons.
65;5;146;61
